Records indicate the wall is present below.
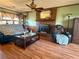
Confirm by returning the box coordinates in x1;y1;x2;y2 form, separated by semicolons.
27;11;36;26
26;11;38;32
28;11;36;21
56;5;79;27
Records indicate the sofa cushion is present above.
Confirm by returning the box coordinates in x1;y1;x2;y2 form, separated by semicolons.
0;24;24;35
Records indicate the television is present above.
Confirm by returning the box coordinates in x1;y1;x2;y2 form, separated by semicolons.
38;24;50;33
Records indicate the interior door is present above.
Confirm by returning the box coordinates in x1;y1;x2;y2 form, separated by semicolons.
73;18;79;44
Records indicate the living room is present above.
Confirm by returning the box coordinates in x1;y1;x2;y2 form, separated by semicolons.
0;0;79;59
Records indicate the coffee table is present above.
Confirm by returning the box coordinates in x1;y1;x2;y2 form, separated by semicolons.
15;32;39;48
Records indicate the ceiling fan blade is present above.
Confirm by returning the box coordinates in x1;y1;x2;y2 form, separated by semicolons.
25;4;32;9
25;0;44;12
37;7;44;10
36;7;44;10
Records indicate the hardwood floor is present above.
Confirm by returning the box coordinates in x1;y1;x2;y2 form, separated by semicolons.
0;39;79;59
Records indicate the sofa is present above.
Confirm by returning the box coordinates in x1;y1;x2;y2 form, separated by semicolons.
0;24;26;44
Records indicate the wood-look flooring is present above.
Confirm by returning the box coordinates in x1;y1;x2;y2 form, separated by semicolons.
0;39;79;59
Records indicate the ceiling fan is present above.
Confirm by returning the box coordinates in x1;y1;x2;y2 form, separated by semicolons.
25;0;44;12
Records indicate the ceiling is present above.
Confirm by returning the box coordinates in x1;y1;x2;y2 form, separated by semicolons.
0;0;79;12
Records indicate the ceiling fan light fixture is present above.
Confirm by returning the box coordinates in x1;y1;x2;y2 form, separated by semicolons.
31;4;37;9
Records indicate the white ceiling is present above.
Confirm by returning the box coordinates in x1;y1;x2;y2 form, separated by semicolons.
0;0;79;12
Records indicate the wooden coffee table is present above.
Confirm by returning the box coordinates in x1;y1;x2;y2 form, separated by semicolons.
15;32;39;48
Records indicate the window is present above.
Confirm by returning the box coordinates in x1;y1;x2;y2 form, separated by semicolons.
14;21;19;24
0;21;6;24
7;21;13;24
0;12;20;24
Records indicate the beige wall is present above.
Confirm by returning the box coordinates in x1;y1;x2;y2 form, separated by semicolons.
27;11;37;26
28;11;36;21
26;11;38;32
56;5;79;28
0;8;18;14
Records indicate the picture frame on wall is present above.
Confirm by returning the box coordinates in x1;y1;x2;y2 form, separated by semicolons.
40;10;51;20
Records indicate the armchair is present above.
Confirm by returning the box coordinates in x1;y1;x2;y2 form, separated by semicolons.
51;25;71;45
